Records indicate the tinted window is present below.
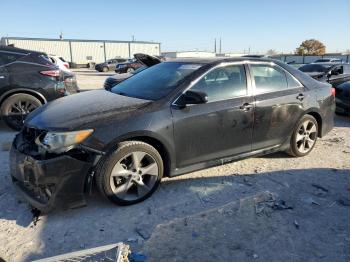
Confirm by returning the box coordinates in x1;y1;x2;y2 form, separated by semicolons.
0;52;24;66
190;64;247;101
111;62;202;100
251;64;288;93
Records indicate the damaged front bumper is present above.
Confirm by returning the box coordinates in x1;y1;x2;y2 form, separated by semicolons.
10;132;94;213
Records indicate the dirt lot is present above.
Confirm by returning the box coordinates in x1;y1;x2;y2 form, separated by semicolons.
0;72;349;261
73;68;113;90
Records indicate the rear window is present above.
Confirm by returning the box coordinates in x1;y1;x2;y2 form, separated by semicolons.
0;51;25;66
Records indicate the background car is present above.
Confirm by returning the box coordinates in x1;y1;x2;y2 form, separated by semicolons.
299;63;350;115
48;55;70;72
95;58;127;72
114;58;143;74
103;53;161;90
0;46;79;130
314;58;342;63
11;57;335;211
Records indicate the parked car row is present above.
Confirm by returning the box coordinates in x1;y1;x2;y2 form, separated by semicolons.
0;46;79;130
299;62;350;115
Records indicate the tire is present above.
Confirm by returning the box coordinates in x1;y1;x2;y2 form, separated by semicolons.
1;93;42;130
102;67;109;72
126;68;134;73
287;114;318;157
96;141;164;205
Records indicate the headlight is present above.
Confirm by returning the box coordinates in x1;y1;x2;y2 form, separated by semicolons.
36;129;93;153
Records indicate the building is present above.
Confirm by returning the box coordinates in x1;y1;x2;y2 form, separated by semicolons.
0;37;161;65
162;51;216;58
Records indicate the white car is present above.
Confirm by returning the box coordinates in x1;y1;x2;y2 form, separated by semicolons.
48;55;71;72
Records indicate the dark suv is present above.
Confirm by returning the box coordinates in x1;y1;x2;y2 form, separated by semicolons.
0;46;79;130
95;58;127;72
299;63;350;115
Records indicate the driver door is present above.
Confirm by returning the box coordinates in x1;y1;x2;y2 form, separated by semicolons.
171;63;254;168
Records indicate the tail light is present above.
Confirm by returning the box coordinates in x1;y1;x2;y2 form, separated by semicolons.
40;70;60;77
64;63;70;69
331;87;336;97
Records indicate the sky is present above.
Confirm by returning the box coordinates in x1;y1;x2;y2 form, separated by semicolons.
1;0;349;54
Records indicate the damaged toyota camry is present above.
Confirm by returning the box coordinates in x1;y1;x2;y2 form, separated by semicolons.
10;57;335;212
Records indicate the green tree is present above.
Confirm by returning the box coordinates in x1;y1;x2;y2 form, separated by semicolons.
295;39;326;55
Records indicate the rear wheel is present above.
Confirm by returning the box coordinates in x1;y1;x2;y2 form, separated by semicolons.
102;66;109;72
287;114;318;157
96;141;163;205
1;93;42;130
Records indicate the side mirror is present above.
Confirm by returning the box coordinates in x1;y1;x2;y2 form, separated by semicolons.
176;90;208;108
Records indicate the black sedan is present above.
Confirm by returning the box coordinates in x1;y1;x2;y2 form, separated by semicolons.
10;57;335;212
95;58;128;72
0;46;79;130
299;63;350;115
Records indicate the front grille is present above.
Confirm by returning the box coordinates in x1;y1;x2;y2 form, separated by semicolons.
16;127;46;155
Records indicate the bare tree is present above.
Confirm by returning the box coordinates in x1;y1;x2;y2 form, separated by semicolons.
295;39;326;55
266;49;278;56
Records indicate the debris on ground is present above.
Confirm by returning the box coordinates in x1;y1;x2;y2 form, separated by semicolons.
294;220;300;229
254;192;292;216
129;252;147;262
135;226;152;240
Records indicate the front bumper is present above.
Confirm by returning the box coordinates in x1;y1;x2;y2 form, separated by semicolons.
10;144;92;212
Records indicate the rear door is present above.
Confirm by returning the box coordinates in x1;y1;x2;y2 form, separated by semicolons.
171;63;254;167
249;63;306;150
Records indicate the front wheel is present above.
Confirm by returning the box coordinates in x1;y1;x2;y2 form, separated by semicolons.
1;93;42;130
287;115;318;157
96;141;164;205
102;67;109;72
126;67;134;73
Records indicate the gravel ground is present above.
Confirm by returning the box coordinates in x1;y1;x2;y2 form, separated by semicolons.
0;109;349;261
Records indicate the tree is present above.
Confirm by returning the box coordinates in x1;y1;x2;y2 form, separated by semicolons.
266;49;278;56
295;39;326;55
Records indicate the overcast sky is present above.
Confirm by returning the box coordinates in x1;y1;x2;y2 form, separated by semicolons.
1;0;349;54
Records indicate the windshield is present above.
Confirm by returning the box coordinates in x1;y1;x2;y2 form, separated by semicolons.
111;62;202;100
299;64;332;73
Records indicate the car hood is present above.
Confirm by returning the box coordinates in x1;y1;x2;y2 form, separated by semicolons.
109;73;133;80
303;72;326;79
25;90;151;131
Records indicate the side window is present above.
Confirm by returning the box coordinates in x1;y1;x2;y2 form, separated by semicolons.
344;65;350;74
332;66;343;75
250;64;288;94
286;72;301;88
191;64;247;102
0;52;24;66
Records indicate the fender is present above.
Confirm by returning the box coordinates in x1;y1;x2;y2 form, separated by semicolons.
0;88;47;106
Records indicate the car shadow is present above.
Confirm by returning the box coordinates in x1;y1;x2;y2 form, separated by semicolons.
0;167;348;261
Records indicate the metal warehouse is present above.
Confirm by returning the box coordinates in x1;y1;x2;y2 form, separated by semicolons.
0;37;161;65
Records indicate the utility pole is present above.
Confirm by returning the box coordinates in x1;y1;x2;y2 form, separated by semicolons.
219;38;222;54
214;38;217;53
132;35;135;42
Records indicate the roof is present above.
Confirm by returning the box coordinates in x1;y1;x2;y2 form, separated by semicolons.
165;57;277;64
1;36;160;45
0;45;45;55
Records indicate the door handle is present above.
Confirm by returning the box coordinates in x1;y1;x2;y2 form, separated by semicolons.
296;93;304;101
239;103;253;111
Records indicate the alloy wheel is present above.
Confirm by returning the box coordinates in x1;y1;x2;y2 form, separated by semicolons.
6;100;39;129
295;120;317;154
109;151;159;201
